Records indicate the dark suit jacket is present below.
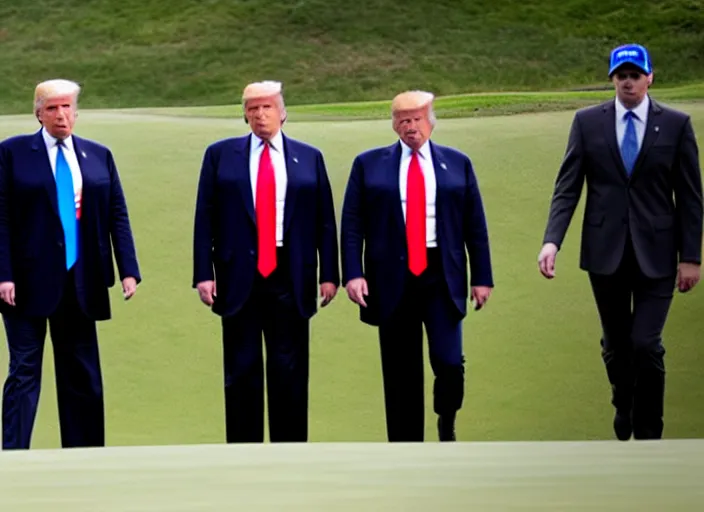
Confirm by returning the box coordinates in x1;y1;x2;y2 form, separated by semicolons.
341;140;493;326
543;97;703;277
0;130;142;320
192;132;339;319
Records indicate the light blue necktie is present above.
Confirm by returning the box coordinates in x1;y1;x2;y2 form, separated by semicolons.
620;111;639;176
55;141;78;269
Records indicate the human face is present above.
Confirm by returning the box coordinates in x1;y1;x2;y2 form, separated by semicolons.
244;95;284;141
611;65;652;109
37;94;77;139
393;106;433;150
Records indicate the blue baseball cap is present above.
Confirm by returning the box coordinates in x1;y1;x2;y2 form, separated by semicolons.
608;44;652;76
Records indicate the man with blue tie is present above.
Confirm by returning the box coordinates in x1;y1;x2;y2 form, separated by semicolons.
192;81;339;443
539;44;703;440
0;79;141;449
341;90;494;442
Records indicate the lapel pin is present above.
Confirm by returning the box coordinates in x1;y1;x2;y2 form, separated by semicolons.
654;126;659;132
293;157;298;163
440;162;447;170
81;151;87;158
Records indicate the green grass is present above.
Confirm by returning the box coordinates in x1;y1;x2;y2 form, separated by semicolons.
111;83;704;121
1;0;703;114
1;441;703;510
0;101;703;448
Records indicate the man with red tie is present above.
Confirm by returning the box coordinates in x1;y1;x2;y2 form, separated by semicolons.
192;81;339;443
0;79;141;449
341;90;494;442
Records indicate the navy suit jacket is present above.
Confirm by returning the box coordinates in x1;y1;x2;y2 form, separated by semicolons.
0;130;141;320
341;140;493;326
192;132;340;319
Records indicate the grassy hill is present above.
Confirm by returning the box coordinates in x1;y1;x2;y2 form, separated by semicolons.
0;0;703;114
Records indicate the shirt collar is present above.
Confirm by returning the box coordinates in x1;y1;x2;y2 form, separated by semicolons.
42;127;74;152
251;129;284;154
615;94;650;122
400;139;432;161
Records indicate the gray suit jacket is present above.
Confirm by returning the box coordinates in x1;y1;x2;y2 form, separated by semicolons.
543;97;703;278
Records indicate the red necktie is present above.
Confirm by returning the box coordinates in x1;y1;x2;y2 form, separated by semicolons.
406;151;427;275
256;143;276;277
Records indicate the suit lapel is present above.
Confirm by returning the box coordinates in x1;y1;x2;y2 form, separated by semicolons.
282;134;298;235
387;142;405;231
429;141;447;236
72;135;89;185
235;135;255;223
30;130;60;218
72;137;89;225
602;101;629;181
630;99;662;181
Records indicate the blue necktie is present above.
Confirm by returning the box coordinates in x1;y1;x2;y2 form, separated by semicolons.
620;111;639;176
55;141;78;269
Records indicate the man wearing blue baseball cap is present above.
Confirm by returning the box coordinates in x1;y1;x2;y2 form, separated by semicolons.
608;43;652;78
538;43;702;441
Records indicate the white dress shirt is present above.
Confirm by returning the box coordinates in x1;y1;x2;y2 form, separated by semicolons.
249;131;287;246
615;94;650;152
42;127;83;214
399;139;437;247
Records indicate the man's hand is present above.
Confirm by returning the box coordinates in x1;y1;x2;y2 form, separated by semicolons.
345;277;368;307
122;277;138;300
320;282;337;307
0;282;15;306
471;286;492;310
538;242;559;279
197;280;217;306
677;262;701;293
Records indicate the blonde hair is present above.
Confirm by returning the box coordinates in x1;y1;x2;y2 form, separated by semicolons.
241;80;286;119
391;90;437;127
34;79;80;114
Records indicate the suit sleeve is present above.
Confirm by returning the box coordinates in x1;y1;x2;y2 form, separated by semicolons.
192;146;217;286
0;143;12;283
464;157;494;287
674;117;703;264
542;113;586;248
107;150;141;283
316;151;340;286
340;156;365;286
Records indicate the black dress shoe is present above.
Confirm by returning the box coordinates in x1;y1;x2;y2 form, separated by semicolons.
614;411;632;441
437;416;456;442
